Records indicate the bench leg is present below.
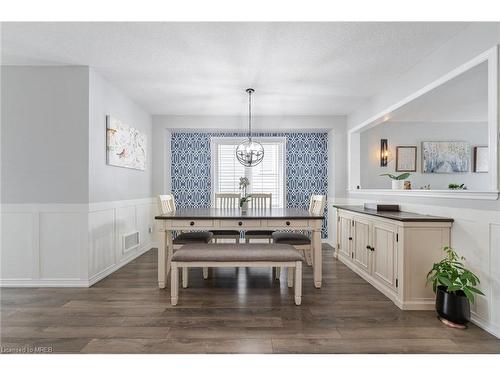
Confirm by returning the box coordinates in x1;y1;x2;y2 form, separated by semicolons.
287;267;294;288
203;267;209;279
171;262;179;306
274;267;280;280
182;267;189;288
304;249;313;266
294;261;302;306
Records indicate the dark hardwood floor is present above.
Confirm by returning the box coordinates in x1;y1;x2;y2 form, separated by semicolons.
1;245;499;354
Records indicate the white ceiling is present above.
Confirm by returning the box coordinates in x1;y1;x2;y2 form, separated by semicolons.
387;61;488;123
1;22;470;116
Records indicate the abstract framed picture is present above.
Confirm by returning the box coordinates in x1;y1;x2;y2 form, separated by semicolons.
473;146;489;173
422;141;470;173
106;115;147;170
395;146;417;172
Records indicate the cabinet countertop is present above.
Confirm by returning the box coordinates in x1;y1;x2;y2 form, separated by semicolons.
333;205;454;223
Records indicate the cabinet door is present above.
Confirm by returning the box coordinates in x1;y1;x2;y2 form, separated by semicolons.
352;218;371;273
337;216;352;259
372;222;398;290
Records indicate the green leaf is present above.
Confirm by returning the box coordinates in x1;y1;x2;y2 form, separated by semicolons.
467;286;484;296
463;288;475;304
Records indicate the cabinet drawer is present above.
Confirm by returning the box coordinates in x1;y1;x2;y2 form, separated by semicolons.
268;219;309;228
220;220;261;228
173;220;214;228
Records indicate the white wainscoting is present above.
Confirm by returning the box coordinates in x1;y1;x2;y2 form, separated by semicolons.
335;196;500;338
1;198;158;287
88;198;158;286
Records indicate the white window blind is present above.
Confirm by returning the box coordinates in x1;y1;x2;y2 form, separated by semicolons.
212;138;285;208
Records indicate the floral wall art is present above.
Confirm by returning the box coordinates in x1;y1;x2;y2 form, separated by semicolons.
422;141;470;173
106;115;147;170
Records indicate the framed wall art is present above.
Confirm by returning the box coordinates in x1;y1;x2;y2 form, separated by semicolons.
395;146;417;172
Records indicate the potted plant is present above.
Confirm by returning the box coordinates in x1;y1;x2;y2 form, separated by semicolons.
379;172;411;190
426;246;484;328
448;183;467;190
238;177;252;213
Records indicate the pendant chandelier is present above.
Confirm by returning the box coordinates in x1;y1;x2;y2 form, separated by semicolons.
236;88;264;167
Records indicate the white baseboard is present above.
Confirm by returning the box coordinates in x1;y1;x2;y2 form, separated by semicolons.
0;279;89;287
471;312;500;339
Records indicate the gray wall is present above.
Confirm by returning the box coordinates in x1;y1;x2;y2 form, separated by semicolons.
360;121;489;190
1;66;89;204
89;69;153;203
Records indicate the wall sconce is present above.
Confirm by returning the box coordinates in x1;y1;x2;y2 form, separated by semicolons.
380;139;388;167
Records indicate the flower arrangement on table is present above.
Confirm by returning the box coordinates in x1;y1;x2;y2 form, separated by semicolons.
238;177;252;211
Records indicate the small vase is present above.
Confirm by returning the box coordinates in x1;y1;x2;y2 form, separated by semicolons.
240;201;248;213
392;180;404;190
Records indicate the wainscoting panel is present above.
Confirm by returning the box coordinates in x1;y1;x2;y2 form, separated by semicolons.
1;198;157;287
88;198;157;286
88;209;116;278
0;212;35;279
1;205;89;286
39;212;86;280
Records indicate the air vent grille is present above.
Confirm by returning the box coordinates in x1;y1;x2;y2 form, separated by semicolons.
123;231;140;253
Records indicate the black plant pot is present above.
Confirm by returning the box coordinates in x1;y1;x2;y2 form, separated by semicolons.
435;285;470;327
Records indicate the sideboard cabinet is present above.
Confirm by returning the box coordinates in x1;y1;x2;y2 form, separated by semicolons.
334;206;453;310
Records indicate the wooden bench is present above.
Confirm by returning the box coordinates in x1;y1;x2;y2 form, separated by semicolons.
170;243;304;306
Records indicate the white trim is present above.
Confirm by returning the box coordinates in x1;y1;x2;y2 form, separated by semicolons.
0;278;89;287
348;46;500;199
348;189;499;200
471;311;500;339
89;197;155;212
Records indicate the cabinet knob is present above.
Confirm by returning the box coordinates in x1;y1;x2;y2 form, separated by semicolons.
238;221;243;226
348;237;352;241
286;221;291;226
366;245;370;250
190;221;195;226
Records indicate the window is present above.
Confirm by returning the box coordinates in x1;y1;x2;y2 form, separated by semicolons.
212;137;285;208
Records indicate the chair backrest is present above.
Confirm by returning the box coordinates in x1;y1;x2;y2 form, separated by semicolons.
249;193;272;209
214;193;240;209
309;195;326;216
158;194;176;215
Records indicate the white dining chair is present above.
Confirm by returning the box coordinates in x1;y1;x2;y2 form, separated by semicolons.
272;194;326;266
158;194;213;287
244;193;274;243
211;193;241;243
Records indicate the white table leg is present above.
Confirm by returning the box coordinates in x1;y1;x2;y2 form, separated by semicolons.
312;228;322;288
171;262;178;306
157;229;167;289
295;261;302;305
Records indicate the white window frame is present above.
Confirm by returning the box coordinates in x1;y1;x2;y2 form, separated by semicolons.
210;137;286;208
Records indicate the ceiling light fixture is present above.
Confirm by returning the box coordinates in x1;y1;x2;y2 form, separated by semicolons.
236;88;264;167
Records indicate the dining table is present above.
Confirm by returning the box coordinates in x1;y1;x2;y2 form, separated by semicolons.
154;207;325;289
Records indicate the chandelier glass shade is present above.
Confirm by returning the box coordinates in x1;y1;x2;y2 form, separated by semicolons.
236;88;264;167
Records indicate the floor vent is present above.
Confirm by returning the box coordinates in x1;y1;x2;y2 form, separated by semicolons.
123;231;140;254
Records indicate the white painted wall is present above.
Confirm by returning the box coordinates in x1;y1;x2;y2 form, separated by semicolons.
360;121;489;190
89;69;153;203
345;23;500;337
1;66;90;204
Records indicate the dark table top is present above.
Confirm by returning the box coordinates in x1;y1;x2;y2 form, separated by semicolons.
155;207;324;220
332;205;454;222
